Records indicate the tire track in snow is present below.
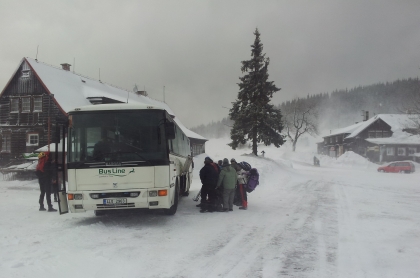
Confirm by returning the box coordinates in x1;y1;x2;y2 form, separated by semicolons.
175;177;339;278
334;180;371;277
266;179;338;277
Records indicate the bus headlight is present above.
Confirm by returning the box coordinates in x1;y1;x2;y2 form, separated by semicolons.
149;191;157;197
74;194;83;200
69;194;83;200
90;193;99;199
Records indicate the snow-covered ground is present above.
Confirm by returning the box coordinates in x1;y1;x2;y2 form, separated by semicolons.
1;138;419;277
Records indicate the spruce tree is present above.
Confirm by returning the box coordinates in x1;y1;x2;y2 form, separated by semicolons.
229;28;284;155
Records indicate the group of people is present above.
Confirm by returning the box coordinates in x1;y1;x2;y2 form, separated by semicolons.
198;157;248;213
36;151;58;212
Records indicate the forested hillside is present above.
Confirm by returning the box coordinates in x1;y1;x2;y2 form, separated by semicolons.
191;78;420;138
190;117;233;139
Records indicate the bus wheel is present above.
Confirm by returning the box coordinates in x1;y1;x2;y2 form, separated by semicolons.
164;184;179;215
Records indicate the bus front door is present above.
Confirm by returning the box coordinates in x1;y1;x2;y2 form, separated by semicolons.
55;124;68;215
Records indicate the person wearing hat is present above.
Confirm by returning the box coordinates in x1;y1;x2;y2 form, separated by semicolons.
198;156;219;212
217;160;223;171
35;152;57;212
215;158;237;212
230;158;242;172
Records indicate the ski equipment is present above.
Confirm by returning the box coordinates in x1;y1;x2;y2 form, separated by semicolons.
238;161;252;171
246;168;259;193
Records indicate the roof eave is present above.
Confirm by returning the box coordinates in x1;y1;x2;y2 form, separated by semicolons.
25;58;68;116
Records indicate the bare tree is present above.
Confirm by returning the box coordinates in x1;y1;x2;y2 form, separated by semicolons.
283;99;319;151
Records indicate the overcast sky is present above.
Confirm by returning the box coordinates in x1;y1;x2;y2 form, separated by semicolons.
1;0;419;128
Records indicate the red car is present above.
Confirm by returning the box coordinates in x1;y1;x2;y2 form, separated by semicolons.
377;161;415;173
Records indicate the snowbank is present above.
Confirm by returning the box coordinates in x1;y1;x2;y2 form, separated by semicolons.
318;151;378;170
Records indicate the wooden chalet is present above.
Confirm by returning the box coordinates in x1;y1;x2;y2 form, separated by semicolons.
318;114;420;163
0;57;207;164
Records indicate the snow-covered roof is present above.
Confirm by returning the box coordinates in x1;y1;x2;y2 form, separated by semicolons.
4;161;37;170
346;114;417;139
324;121;365;137
366;132;420;145
36;138;67;153
23;57;206;141
323;114;420;146
324;114;418;139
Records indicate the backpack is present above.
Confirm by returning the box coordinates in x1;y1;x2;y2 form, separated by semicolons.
246;168;259;193
238;161;252;171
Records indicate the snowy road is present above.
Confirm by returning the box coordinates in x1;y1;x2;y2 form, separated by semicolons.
1;143;419;277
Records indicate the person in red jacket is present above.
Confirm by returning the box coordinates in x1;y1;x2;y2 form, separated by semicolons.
35;152;57;212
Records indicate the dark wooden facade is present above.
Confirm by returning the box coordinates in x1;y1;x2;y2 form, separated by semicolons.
190;138;207;157
318;117;419;163
0;60;67;164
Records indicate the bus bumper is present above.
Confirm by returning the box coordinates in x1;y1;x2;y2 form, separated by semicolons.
67;188;173;213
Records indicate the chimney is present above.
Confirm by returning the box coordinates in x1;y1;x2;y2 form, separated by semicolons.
135;90;148;97
365;111;369;121
60;63;71;71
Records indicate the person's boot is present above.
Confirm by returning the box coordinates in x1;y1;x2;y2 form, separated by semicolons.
239;207;247;210
39;205;46;211
54;196;58;202
48;205;57;212
196;203;202;207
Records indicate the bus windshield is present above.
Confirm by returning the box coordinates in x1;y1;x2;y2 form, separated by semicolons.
68;110;168;163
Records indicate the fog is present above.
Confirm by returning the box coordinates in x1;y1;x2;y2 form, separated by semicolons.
1;0;419;127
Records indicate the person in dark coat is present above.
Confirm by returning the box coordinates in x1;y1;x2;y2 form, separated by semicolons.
36;152;57;212
199;156;219;212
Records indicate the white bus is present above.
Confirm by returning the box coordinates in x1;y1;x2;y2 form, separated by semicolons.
64;103;193;216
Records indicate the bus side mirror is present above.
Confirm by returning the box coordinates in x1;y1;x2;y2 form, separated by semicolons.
165;122;176;140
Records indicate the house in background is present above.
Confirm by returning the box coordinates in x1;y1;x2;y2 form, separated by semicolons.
0;57;206;164
318;114;420;163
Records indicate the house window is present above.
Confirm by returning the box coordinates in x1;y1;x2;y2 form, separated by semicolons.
33;96;42;112
408;147;417;155
26;133;39;146
386;147;394;156
335;136;338;143
368;131;376;138
376;131;382;138
1;134;11;153
22;97;31;113
329;137;332;143
382;131;391;138
10;98;19;113
21;70;30;78
397;147;406;156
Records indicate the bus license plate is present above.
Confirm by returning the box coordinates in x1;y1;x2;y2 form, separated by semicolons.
103;199;127;205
